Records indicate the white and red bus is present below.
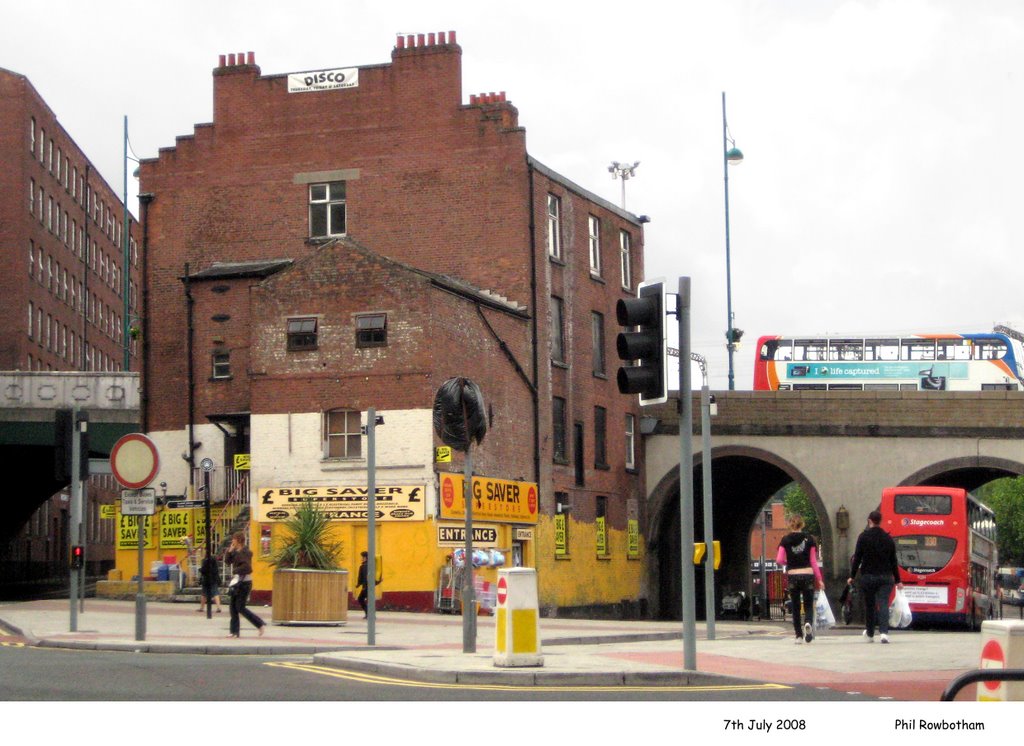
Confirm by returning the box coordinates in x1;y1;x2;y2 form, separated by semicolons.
754;333;1024;391
881;486;998;629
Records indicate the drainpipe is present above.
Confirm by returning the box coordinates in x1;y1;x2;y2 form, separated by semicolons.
138;193;153;432
526;158;540;485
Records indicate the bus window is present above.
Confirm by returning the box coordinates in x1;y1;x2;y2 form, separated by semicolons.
974;339;1007;360
828;339;863;361
893;493;953;515
865;338;899;361
760;338;792;361
894;535;956;575
794;338;827;361
901;339;936;361
937;338;971;361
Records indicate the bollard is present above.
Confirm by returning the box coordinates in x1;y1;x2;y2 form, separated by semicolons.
977;620;1024;701
493;568;543;667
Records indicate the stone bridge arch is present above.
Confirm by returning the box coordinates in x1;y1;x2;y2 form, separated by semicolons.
645;443;831;620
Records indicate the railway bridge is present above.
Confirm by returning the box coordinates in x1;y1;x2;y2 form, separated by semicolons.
643;389;1024;619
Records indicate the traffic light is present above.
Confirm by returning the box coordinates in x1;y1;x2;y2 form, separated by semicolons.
70;545;84;570
615;279;668;405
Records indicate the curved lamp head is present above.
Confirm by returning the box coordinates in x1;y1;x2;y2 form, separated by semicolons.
725;146;744;164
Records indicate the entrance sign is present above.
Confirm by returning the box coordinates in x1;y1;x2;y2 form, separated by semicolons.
110;433;160;489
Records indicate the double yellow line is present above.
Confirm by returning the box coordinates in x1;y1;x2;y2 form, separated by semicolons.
0;625;25;648
266;661;789;693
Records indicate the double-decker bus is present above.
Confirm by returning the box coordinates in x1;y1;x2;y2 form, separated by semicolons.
996;567;1024;606
880;486;998;629
754;333;1024;391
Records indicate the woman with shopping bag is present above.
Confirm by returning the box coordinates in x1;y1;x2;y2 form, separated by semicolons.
776;514;824;644
847;510;902;644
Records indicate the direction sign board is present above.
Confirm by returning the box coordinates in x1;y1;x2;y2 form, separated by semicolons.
120;488;157;516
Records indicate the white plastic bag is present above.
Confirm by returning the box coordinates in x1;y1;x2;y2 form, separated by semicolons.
888;587;913;629
815;590;835;630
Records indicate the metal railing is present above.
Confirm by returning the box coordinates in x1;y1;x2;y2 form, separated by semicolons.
940;669;1024;701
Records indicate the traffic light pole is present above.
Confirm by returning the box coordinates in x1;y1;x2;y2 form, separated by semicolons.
69;408;82;632
677;277;697;671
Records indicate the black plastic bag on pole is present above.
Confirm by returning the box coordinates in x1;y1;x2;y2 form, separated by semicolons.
433;377;487;452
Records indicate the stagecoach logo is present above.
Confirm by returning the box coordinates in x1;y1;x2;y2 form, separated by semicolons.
288;67;359;93
902;517;946;527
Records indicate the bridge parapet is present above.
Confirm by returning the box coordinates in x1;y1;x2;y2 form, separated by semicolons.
1;372;140;415
647;390;1024;438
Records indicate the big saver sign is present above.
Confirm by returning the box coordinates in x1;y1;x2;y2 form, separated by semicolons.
439;473;538;524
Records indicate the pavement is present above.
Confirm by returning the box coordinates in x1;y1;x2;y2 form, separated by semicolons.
0;597;991;700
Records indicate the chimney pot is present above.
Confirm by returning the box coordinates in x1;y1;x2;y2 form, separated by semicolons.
397;35;405;49
228;53;236;65
439;31;447;44
449;30;457;44
219;54;226;67
247;51;255;65
428;32;436;45
406;34;415;48
417;33;425;46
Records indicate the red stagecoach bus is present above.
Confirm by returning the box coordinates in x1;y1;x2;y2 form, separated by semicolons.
880;486;998;629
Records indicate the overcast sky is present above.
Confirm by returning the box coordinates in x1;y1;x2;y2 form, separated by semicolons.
4;0;1023;389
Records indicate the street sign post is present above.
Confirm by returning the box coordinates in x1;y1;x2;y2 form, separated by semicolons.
110;433;160;641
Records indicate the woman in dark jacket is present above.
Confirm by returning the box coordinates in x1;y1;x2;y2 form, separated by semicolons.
224;532;265;638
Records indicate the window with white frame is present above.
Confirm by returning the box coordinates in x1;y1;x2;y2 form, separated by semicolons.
625;413;636;470
588;215;601;275
591;311;605;376
324;409;362;459
309;182;346;237
212;351;231;379
620;230;632;290
546;194;562;260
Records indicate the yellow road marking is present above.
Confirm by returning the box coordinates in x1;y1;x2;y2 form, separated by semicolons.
265;661;790;693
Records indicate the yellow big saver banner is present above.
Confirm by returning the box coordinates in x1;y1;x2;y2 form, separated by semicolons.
439;473;538;524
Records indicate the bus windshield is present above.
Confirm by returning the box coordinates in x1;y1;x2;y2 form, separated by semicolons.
893;493;953;515
894;535;956;575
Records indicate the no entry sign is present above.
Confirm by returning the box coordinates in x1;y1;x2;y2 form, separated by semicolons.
980;638;1005;694
110;433;160;489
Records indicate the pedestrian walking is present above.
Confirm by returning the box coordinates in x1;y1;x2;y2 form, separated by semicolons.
224;532;265;638
355;551;381;619
847;510;902;643
196;553;222;614
776;514;823;643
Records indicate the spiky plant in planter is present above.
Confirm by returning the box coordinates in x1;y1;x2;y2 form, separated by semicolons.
270;498;343;570
270;499;349;625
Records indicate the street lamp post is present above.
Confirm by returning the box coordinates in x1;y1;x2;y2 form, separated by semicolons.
722;93;744;390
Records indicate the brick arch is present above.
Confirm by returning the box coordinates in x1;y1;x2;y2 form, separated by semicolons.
644;443;833;620
899;456;1024;491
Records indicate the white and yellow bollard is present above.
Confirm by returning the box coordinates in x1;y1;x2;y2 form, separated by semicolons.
494;568;543;667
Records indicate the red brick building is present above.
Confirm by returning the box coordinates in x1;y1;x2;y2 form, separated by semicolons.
137;33;650;614
0;66;140;585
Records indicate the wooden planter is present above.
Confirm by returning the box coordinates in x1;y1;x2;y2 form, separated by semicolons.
272;568;349;625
